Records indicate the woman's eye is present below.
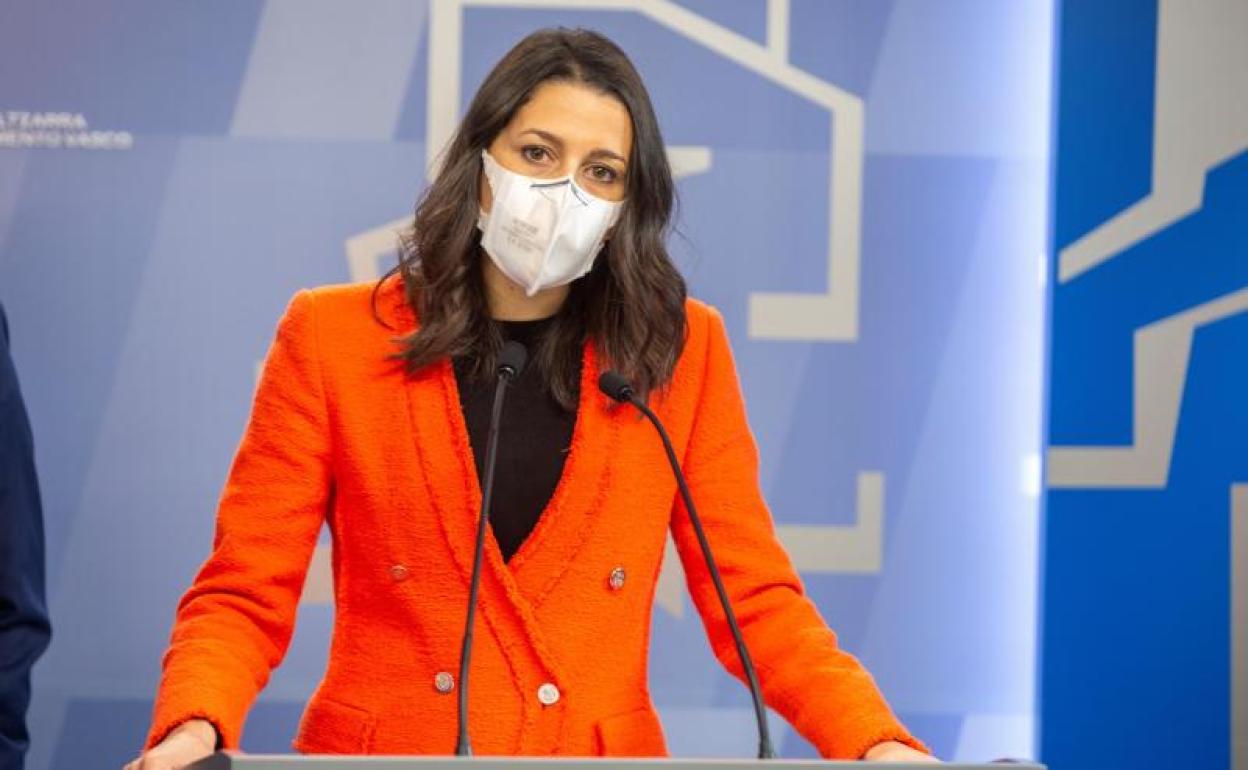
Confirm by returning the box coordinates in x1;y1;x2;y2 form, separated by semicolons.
521;145;550;163
587;165;618;184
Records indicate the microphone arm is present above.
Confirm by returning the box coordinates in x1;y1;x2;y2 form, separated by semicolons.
455;341;527;756
598;371;777;760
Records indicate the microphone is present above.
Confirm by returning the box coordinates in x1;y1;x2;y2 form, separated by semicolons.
598;370;777;760
455;341;528;756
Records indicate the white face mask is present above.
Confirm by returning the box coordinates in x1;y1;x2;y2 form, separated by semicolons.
477;149;623;297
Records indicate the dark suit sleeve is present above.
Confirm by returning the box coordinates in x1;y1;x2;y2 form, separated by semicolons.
0;304;52;769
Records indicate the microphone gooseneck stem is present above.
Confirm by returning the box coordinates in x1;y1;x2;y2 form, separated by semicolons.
625;393;777;760
455;372;511;756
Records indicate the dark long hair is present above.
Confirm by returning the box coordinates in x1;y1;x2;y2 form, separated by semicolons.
378;27;686;410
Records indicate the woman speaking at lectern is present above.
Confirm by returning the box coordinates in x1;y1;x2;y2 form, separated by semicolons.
127;28;932;769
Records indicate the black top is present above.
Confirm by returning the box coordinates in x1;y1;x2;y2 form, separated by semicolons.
452;318;580;562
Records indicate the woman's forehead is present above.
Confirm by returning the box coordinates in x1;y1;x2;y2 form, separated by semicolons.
506;80;633;158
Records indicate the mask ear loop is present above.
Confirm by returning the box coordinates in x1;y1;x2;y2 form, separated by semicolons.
478;150;503;226
588;199;623;263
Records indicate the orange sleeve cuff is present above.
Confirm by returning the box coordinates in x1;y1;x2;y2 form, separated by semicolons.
145;642;262;751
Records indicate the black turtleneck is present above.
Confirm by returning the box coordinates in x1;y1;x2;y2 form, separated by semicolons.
451;318;580;562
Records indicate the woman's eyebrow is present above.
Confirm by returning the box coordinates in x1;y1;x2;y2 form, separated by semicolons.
519;128;564;148
586;148;628;166
518;128;627;166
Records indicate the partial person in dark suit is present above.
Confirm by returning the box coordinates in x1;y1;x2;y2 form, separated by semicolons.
0;302;51;770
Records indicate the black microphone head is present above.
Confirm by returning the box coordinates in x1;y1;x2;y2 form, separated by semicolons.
597;370;635;403
498;341;528;381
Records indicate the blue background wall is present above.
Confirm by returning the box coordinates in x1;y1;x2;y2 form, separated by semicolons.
1043;1;1247;769
0;2;1052;767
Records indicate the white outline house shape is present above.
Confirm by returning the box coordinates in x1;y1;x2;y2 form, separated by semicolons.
332;0;884;617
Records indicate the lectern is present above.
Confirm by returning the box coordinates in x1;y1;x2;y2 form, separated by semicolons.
189;756;1044;769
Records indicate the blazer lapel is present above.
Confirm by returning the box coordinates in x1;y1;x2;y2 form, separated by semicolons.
405;355;484;586
505;341;623;606
385;277;490;590
405;338;624;609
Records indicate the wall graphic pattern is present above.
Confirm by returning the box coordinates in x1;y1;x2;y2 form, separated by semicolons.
0;2;1051;767
1044;2;1248;769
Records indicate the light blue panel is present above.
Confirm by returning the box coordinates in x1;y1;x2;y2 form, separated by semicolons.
0;0;263;134
0;138;184;586
0;150;29;248
866;0;1053;158
230;0;430;139
790;0;898;96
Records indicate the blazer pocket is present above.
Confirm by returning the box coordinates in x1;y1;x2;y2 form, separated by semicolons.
293;695;378;754
593;707;668;757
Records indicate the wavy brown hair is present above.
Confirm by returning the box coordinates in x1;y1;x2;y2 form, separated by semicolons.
376;27;686;410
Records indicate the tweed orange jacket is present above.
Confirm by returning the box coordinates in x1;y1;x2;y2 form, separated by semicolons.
144;277;924;760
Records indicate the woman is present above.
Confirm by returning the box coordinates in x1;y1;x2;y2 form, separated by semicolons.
127;28;932;769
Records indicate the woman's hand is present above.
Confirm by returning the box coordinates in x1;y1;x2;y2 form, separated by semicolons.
863;739;939;762
123;719;217;770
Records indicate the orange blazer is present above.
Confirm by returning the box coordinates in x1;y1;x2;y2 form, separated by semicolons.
145;277;924;759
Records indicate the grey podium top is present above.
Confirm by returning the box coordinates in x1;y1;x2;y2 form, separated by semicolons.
188;755;1044;770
